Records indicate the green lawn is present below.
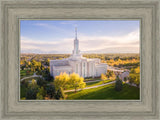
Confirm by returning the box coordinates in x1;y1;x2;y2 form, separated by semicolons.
86;79;115;87
66;83;140;100
84;77;101;81
63;79;114;90
20;70;34;78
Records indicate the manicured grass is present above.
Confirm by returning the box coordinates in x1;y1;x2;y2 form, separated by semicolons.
86;79;115;87
63;79;115;90
66;83;140;100
84;77;101;81
20;70;34;78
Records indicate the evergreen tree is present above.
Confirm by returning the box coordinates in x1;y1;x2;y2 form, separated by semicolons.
115;76;123;91
37;77;46;87
55;87;65;100
26;88;38;99
124;77;127;83
46;85;55;99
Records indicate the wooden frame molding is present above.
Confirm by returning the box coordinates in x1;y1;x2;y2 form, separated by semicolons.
0;0;159;120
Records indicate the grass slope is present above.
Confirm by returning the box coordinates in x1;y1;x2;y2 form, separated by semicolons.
86;79;114;87
66;83;140;100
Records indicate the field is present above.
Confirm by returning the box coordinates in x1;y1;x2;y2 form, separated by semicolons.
66;83;140;100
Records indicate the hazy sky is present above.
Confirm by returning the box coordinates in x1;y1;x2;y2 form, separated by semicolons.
20;20;140;54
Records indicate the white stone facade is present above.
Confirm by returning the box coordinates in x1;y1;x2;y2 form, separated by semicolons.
50;28;107;78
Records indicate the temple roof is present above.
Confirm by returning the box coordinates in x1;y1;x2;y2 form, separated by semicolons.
51;60;70;66
54;65;72;69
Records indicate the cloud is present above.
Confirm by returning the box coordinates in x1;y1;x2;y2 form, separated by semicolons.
21;29;139;53
21;36;73;53
78;29;139;51
33;23;73;36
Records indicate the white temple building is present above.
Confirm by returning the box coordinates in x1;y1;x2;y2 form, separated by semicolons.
50;28;107;78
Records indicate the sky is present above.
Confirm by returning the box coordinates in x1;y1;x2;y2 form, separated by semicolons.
20;20;140;54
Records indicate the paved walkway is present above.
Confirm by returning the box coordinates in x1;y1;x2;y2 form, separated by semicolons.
20;72;42;82
64;81;116;93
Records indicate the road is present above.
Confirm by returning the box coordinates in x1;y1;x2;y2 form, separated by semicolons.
64;81;116;93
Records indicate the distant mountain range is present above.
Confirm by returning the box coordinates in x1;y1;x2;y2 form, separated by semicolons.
82;47;139;54
21;47;139;54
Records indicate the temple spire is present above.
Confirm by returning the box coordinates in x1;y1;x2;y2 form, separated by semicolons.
75;27;77;39
72;27;80;55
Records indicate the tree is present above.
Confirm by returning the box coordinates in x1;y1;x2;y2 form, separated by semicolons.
54;72;70;91
37;77;46;87
36;87;46;100
106;70;116;80
135;66;140;73
115;76;123;91
45;58;50;66
42;68;52;81
110;72;116;80
55;87;65;100
124;77;127;83
106;71;110;79
134;74;140;87
128;75;135;85
69;73;86;92
101;73;107;83
28;79;38;89
26;79;39;100
26;88;38;99
130;68;136;73
36;93;43;100
46;85;55;99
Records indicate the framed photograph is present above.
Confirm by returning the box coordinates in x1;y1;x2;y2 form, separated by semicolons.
0;0;159;120
20;20;140;101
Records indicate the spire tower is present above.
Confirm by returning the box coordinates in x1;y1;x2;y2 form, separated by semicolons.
75;27;77;39
72;27;80;55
